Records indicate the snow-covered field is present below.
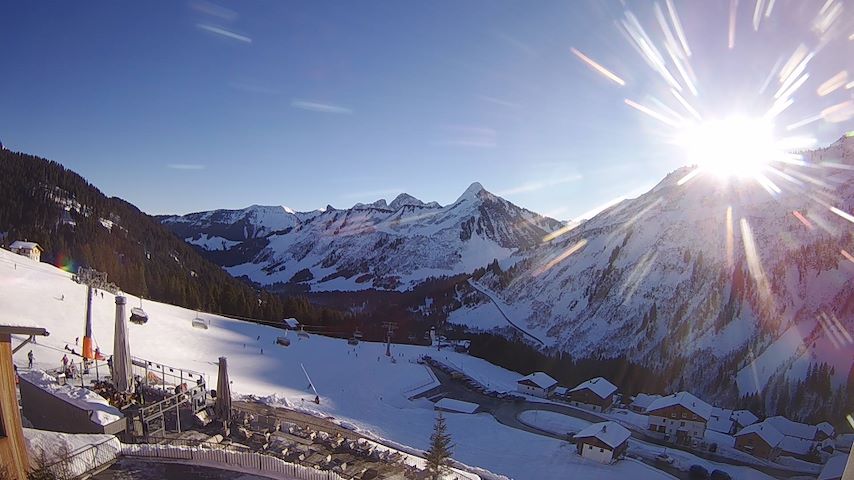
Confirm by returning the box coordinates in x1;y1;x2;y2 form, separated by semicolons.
517;410;591;435
1;248;681;480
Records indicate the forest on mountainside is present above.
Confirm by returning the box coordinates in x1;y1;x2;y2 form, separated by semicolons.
0;149;351;326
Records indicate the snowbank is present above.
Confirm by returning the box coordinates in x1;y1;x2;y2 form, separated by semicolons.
24;429;119;476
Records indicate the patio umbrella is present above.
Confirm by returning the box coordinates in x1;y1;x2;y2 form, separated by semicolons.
214;356;232;426
112;296;133;392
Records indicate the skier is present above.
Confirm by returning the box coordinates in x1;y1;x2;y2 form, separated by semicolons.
62;354;69;370
61;294;65;301
75;337;79;346
260;348;264;355
27;350;34;368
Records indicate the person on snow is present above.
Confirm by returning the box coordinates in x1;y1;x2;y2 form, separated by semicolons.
62;354;69;370
27;350;34;368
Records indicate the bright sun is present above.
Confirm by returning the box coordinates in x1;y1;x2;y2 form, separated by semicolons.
676;116;779;178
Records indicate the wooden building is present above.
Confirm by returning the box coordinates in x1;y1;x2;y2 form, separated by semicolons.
573;421;630;464
566;377;617;412
1;324;49;480
646;391;712;447
734;422;784;460
516;372;558;398
9;241;42;263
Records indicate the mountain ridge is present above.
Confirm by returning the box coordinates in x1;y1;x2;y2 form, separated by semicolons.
160;183;565;291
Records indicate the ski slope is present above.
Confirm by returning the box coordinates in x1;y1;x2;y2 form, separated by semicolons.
0;248;675;479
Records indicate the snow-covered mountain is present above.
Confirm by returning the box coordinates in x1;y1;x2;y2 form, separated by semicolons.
160;183;564;291
451;136;854;413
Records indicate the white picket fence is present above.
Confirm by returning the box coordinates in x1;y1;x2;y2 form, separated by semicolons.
121;443;347;480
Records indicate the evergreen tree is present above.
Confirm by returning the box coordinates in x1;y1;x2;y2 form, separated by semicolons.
426;412;453;480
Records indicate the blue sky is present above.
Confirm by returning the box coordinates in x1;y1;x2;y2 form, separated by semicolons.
1;1;852;218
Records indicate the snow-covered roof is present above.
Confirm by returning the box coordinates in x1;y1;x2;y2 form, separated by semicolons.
646;391;713;420
10;241;42;251
574;421;630;449
765;416;817;440
816;422;835;437
283;318;299;328
779;435;814;455
735;422;784;448
435;398;479;414
517;372;558;390
568;377;617;399
19;370;123;426
707;408;735;433
818;454;849;480
732;409;758;427
630;393;661;410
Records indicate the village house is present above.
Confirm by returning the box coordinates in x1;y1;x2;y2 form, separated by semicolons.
566;377;617;412
628;393;661;413
766;416;835;453
735;417;830;461
731;409;759;430
734;422;784;460
646;391;712;447
573;421;631;464
708;407;759;435
1;324;50;480
515;372;558;398
818;454;849;480
707;407;737;435
9;241;43;263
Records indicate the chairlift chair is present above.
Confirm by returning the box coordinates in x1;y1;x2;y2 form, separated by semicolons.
129;297;149;325
276;336;291;347
192;313;209;330
347;337;359;346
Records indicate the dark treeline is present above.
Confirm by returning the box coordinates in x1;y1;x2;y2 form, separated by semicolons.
466;332;667;397
0;149;351;326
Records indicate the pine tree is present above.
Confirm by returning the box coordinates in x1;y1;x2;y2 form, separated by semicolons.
426;412;454;480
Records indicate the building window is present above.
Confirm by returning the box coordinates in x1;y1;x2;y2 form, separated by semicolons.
680;421;685;427
600;448;604;453
670;413;676;418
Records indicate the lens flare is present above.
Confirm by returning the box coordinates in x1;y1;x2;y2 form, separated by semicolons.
54;252;77;273
675;116;779;178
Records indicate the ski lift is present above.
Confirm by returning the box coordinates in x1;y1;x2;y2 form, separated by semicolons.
297;326;310;340
276;336;291;347
192;313;209;330
129;297;149;325
347;337;359;346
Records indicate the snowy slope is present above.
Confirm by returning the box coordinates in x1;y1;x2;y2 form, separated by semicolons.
452;136;854;405
160;185;563;291
1;247;681;480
